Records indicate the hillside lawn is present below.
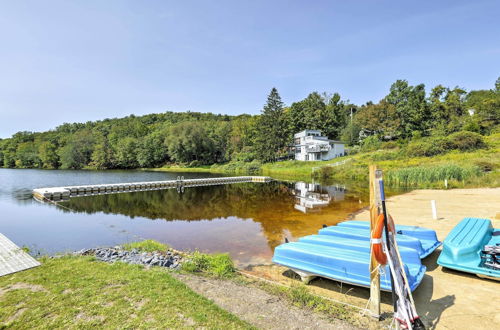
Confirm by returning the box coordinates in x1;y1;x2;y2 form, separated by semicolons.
0;256;252;329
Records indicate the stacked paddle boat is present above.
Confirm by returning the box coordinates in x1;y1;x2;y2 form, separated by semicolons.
272;220;441;291
437;217;499;280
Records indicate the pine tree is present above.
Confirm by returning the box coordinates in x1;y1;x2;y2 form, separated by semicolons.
255;88;289;162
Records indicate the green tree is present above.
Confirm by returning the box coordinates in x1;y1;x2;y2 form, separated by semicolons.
58;129;95;169
165;121;216;164
386;80;430;138
354;100;400;140
136;131;168;167
90;135;114;169
255;88;289;162
115;137;139;168
38;141;59;168
16;142;40;168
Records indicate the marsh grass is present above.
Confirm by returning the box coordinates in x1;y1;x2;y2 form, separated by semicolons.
122;240;169;252
0;256;251;329
385;164;482;187
182;251;236;278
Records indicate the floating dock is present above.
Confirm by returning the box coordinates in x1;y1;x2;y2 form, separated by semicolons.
0;233;40;277
33;176;272;201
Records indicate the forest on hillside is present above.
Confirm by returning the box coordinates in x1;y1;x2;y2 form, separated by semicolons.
0;78;499;170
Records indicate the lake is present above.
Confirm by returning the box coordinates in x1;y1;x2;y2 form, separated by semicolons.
0;168;370;265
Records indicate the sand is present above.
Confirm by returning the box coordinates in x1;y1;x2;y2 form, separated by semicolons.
248;188;500;330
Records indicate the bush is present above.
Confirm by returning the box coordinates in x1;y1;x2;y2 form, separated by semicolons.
360;136;381;152
406;137;452;157
448;131;486;151
370;150;400;161
182;251;235;278
474;160;496;172
243;160;262;174
347;145;361;155
188;160;202;167
381;141;398;150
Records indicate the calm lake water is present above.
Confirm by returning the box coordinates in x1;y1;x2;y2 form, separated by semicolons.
0;168;371;265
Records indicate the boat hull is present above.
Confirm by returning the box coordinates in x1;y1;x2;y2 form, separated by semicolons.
272;242;426;291
437;217;499;278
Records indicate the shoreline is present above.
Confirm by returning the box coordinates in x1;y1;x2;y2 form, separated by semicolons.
249;187;500;330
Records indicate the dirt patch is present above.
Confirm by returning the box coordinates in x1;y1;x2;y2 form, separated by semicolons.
177;312;196;327
6;308;27;323
125;297;149;310
75;312;105;322
0;282;47;298
173;273;357;330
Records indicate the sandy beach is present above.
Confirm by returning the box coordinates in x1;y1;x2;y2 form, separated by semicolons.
249;188;500;329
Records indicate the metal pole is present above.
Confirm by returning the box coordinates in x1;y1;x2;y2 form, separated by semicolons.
379;178;397;313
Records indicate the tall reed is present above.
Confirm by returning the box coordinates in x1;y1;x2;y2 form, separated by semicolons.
385;164;482;187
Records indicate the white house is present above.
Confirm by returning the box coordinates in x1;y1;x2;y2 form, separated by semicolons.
294;130;345;161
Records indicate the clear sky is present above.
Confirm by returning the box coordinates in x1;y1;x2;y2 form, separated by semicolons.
0;0;499;138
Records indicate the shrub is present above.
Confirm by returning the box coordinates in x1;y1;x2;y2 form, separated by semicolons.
370;150;400;161
448;131;486;151
474;160;496;172
381;141;398;150
243;160;262;174
360;136;381;152
182;251;235;278
406;137;452;157
188;160;202;167
347;145;361;155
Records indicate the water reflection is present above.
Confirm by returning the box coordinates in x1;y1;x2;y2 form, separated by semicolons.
0;168;373;266
292;182;346;213
58;181;367;265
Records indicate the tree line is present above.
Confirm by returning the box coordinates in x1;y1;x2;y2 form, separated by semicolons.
1;78;498;170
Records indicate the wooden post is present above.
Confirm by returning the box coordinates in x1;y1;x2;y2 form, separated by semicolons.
369;165;381;318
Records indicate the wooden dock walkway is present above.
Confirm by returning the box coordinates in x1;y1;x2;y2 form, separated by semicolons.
33;176;272;201
0;233;40;277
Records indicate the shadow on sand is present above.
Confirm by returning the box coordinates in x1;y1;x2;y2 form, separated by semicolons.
282;263;456;329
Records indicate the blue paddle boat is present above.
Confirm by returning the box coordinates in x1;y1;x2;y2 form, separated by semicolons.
337;220;441;253
318;225;436;258
272;220;440;291
273;241;426;291
437;217;499;279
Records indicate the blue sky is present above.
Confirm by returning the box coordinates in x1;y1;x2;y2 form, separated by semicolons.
0;0;499;137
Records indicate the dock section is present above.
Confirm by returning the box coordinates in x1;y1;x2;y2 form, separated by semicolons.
0;233;40;277
33;176;272;201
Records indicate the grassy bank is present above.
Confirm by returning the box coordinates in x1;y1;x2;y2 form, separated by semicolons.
0;256;251;329
153;133;500;188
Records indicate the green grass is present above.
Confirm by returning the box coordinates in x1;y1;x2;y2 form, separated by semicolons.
0;256;252;329
182;252;236;278
122;240;169;253
253;281;368;327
